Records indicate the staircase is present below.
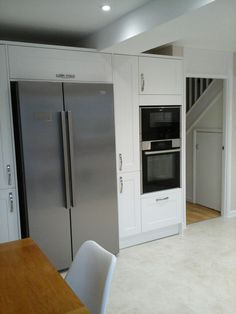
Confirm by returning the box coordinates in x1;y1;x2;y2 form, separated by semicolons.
186;78;223;133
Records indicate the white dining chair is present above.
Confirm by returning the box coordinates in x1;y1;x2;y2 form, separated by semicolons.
65;240;116;314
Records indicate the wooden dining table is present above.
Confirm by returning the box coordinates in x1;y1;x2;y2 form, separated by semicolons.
0;238;90;314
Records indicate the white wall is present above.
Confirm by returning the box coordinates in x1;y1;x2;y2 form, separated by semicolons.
230;53;236;213
186;91;223;201
184;47;230;78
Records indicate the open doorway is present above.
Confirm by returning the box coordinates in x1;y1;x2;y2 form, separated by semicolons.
186;78;224;224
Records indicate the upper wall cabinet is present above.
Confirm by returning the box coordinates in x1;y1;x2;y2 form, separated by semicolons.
113;55;140;173
139;57;183;95
0;46;15;189
8;46;112;82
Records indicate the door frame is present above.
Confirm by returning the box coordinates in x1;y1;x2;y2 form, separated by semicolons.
184;66;234;224
193;129;223;212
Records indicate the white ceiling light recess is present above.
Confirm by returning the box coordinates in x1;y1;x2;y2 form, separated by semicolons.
101;4;111;12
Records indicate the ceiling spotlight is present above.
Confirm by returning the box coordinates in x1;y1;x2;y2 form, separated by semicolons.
101;4;111;12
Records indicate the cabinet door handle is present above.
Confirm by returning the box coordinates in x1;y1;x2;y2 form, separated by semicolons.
156;197;169;202
119;176;123;193
119;153;123;171
141;73;145;92
9;192;14;212
7;164;12;185
61;112;71;210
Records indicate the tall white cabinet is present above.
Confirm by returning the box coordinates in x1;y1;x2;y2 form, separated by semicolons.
0;46;16;189
0;45;19;243
113;55;141;241
114;54;184;248
139;55;184;244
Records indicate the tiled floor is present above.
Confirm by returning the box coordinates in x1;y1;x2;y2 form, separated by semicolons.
107;217;236;314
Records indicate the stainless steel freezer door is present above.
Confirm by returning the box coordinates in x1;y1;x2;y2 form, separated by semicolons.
63;83;119;256
17;82;72;270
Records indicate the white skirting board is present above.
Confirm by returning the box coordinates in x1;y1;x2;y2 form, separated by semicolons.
119;224;181;249
225;210;236;218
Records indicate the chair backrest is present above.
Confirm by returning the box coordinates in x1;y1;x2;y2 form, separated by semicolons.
65;240;116;314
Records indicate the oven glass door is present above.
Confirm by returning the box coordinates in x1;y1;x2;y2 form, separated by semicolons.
141;107;180;141
142;150;180;193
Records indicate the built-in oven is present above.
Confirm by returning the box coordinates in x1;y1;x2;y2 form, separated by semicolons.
141;106;180;141
141;139;180;193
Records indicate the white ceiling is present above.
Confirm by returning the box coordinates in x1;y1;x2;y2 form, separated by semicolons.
1;0;236;53
83;0;214;52
0;0;151;45
99;0;236;54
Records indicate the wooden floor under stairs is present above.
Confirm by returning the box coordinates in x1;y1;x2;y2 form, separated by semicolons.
187;202;221;225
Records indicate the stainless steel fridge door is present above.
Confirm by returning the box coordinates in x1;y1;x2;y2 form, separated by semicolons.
17;82;72;270
63;83;119;256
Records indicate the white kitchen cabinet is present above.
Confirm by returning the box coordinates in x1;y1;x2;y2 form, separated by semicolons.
139;57;183;95
141;189;181;232
0;45;15;189
8;45;112;82
118;172;141;238
0;189;19;243
113;55;140;173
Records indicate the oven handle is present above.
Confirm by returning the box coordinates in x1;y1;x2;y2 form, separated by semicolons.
144;149;181;155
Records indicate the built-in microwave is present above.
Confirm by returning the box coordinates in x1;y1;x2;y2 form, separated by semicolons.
141;106;180;141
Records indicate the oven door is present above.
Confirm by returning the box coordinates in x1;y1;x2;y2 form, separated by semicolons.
142;149;180;193
141;106;180;141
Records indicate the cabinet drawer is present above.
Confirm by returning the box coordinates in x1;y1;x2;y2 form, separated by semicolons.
8;46;112;82
141;190;181;232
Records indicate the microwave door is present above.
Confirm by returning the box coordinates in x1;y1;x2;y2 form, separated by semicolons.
141;107;180;141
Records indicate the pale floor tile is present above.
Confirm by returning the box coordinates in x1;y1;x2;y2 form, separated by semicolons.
107;217;236;314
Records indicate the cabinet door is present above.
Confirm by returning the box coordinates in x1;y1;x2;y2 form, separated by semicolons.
113;55;140;173
118;172;141;238
0;45;15;189
8;46;112;82
139;57;183;95
141;189;181;232
0;189;19;243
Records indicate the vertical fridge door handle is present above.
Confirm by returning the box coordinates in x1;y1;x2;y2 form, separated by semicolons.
61;112;71;210
67;111;76;207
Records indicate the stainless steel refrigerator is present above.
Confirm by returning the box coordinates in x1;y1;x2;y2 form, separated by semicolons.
12;81;119;270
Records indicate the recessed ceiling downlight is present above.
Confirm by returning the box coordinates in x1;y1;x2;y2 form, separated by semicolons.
101;4;111;12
